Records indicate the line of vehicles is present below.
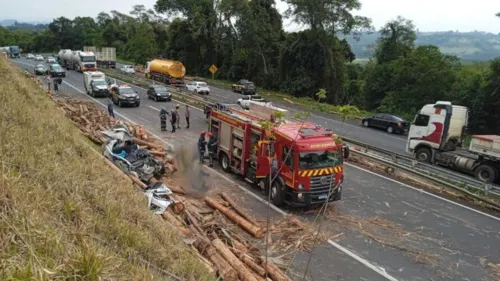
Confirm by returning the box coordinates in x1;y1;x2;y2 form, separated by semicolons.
19;46;500;187
1;46;20;58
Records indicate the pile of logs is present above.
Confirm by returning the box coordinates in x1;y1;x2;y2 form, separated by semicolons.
44;94;294;280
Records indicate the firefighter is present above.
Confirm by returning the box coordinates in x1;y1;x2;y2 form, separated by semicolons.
170;109;177;132
175;104;181;129
207;132;217;167
159;107;169;131
198;130;207;163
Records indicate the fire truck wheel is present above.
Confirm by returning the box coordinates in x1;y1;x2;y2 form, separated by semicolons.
270;180;284;206
219;152;230;172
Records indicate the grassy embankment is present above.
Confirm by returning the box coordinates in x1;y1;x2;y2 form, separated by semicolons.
0;57;216;280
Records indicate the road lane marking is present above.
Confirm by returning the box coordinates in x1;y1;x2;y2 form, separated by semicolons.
149;105;160;111
14;59;500;279
17;64;398;280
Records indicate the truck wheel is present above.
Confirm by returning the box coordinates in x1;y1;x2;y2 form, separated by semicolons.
474;164;497;183
270;180;285;206
415;147;432;163
219;152;230;172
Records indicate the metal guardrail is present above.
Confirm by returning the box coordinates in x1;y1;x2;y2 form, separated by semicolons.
102;69;500;202
343;137;500;197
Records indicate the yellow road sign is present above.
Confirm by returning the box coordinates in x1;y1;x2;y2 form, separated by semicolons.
209;64;218;74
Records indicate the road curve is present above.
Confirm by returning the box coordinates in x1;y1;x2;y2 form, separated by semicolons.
13;58;500;281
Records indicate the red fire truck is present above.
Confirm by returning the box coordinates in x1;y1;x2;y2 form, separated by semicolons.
208;103;349;207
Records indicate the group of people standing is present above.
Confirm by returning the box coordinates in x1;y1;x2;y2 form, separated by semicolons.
46;75;63;92
159;104;190;132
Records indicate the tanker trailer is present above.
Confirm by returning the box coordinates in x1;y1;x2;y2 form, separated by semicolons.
70;51;97;72
145;59;185;85
58;49;72;67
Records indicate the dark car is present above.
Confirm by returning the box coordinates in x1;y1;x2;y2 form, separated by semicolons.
147;85;171;101
47;63;66;77
361;113;409;134
232;79;256;95
34;64;47;75
110;85;140;107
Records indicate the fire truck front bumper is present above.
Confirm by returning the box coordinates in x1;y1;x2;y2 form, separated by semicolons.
284;184;342;207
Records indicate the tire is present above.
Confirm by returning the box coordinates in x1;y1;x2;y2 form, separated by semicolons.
363;120;369;127
136;102;140;107
415;147;432;163
387;126;394;134
474;164;497;183
270;179;285;206
219;152;230;172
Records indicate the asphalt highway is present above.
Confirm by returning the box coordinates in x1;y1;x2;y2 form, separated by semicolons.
115;61;409;155
14;58;500;281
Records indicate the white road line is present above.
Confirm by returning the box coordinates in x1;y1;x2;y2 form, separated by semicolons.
31;68;399;281
16;60;500;279
149;105;160;111
344;162;500;222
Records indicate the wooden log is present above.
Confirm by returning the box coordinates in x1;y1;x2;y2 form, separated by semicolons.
129;175;147;189
185;209;205;235
161;212;192;236
212;239;259;281
205;197;263;238
261;261;292;281
149;150;166;157
231;248;266;277
220;192;260;226
133;137;162;149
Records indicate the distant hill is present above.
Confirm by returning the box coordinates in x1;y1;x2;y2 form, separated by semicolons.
342;31;500;61
0;19;17;26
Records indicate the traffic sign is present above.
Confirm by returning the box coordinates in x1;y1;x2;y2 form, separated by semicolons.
209;64;218;74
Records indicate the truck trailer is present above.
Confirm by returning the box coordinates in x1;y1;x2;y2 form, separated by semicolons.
208;102;349;207
407;101;500;183
145;59;185;86
83;46;116;68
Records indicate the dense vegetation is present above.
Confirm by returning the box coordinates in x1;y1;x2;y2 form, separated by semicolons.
1;2;499;134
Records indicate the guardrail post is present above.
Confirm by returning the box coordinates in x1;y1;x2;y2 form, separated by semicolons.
484;183;491;195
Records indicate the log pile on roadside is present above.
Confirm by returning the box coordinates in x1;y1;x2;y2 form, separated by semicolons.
41;89;296;280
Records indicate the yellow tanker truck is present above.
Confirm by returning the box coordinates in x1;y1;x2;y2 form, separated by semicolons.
145;59;186;85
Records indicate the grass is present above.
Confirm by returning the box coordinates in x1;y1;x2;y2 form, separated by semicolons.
0;57;217;280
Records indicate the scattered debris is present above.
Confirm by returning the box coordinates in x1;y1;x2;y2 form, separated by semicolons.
36;85;295;280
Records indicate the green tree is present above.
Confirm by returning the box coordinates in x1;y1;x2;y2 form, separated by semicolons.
378;46;459;116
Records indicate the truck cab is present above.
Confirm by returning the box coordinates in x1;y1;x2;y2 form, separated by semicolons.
209;103;348;207
407;101;500;183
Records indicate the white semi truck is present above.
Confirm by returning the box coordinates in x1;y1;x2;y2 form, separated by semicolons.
83;46;116;68
407;101;500;183
57;49;97;72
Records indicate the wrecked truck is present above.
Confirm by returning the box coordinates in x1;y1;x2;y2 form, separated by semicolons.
102;125;183;214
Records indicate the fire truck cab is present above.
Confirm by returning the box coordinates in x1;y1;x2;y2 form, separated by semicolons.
208;103;349;207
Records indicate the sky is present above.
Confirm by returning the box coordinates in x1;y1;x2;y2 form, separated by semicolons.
0;0;499;33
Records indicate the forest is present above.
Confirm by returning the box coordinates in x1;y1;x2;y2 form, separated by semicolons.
1;1;499;134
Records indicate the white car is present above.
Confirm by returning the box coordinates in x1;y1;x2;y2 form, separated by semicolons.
35;55;44;61
120;65;135;74
185;81;210;95
237;95;266;109
26;53;35;59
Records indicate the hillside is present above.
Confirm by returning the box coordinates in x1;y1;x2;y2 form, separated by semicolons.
342;31;500;61
0;56;215;280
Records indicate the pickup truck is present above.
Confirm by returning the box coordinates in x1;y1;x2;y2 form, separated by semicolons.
237;95;266;109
